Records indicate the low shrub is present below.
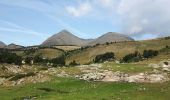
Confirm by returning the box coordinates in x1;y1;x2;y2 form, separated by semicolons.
69;60;79;66
94;52;115;63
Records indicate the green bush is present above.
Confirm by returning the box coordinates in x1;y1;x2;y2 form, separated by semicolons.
143;50;158;59
164;36;170;40
0;50;22;65
69;60;79;66
50;55;65;66
94;52;115;63
122;50;159;63
122;51;142;63
24;56;33;64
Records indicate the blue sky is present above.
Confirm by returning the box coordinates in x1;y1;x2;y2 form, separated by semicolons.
0;0;170;46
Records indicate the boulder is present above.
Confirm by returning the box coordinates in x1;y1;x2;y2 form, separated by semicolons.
162;67;170;72
159;61;170;68
148;74;167;83
127;73;146;83
148;63;160;68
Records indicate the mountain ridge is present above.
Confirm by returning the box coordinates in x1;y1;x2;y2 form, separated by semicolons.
42;30;134;46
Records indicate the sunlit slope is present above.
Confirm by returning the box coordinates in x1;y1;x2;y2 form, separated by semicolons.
66;38;170;64
13;48;64;59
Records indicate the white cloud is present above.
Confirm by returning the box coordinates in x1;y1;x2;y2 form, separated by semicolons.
66;3;92;17
99;0;119;8
116;0;170;36
99;0;113;7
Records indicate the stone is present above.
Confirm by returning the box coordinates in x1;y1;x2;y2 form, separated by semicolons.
162;67;170;72
148;63;159;68
159;61;170;68
0;78;5;85
148;74;167;83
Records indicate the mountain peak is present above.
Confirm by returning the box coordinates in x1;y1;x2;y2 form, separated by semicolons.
60;29;70;33
0;41;6;48
57;29;72;35
42;30;90;46
104;32;124;36
88;32;134;45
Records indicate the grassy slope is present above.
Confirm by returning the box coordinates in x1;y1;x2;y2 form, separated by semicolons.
13;48;64;59
35;48;64;59
101;62;153;73
53;46;81;51
66;38;170;64
0;77;170;100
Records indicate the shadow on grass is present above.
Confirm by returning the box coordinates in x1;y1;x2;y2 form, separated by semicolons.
38;87;70;94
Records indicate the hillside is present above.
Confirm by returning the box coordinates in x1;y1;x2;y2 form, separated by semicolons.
13;48;64;59
53;45;81;51
66;38;170;64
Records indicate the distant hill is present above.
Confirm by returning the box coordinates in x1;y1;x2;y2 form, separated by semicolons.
6;43;24;50
0;41;6;48
42;30;92;46
66;38;170;64
42;30;134;47
89;32;134;45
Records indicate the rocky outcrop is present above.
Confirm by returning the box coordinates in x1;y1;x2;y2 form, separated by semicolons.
74;62;169;83
0;64;51;86
75;71;168;83
148;61;170;72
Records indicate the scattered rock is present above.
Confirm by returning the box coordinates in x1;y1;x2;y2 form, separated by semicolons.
162;67;170;72
0;78;5;85
57;71;69;77
148;63;160;68
159;61;170;68
75;70;169;83
77;72;105;81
